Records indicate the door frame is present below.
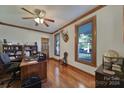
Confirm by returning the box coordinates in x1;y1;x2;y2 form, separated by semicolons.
41;37;49;58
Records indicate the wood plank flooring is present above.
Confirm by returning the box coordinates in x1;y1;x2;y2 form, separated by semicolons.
43;59;95;88
0;59;95;88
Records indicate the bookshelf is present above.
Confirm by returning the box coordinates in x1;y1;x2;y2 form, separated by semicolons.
2;44;23;61
23;45;38;57
2;44;38;61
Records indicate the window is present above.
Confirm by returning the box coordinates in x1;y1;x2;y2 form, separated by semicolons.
75;16;96;67
54;33;60;56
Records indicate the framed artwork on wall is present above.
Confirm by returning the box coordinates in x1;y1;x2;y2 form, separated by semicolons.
61;30;69;43
75;16;97;67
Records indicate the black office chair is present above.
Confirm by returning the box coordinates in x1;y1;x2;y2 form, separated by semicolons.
0;53;20;87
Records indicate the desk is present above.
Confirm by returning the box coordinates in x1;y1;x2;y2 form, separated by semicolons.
20;59;47;82
95;65;124;88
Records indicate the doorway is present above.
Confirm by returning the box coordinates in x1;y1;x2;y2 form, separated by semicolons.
41;38;49;59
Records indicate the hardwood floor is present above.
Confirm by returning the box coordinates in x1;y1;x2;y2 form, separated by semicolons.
42;59;95;88
0;59;95;88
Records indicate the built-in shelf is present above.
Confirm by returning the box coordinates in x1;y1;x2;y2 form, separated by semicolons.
2;44;38;61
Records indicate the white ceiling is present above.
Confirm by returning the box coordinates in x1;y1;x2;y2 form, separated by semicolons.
0;5;97;33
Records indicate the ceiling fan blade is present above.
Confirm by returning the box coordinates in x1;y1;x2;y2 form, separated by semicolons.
22;17;34;19
21;8;34;15
43;21;49;27
44;18;55;22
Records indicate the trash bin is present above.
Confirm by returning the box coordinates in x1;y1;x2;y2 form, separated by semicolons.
21;76;41;88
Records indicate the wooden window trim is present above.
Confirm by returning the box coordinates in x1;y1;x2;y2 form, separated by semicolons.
54;33;60;56
75;16;96;67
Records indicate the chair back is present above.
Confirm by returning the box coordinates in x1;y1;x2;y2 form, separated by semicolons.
0;53;11;73
0;53;11;65
0;54;4;73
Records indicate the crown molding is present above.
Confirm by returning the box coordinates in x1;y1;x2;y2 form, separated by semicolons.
0;21;52;34
52;5;106;34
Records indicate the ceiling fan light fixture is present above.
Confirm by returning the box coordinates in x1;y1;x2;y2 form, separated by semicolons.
34;18;40;23
21;8;54;27
40;18;44;24
40;10;46;17
34;18;44;24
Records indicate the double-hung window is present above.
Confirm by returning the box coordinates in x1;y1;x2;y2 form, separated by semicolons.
75;16;96;67
54;33;60;56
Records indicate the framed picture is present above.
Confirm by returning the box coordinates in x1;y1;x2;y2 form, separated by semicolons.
75;16;96;67
61;30;69;43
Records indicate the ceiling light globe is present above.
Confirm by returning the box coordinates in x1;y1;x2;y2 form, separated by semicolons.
34;18;40;23
40;19;44;24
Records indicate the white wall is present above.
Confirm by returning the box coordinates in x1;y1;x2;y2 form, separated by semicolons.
51;6;124;75
49;34;54;58
0;25;52;53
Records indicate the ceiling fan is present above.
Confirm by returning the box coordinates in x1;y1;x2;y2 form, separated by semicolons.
21;8;55;27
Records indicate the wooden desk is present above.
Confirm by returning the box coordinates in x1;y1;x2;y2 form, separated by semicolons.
20;59;47;82
95;65;124;88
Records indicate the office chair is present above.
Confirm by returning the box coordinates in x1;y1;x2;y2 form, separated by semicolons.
0;53;20;87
